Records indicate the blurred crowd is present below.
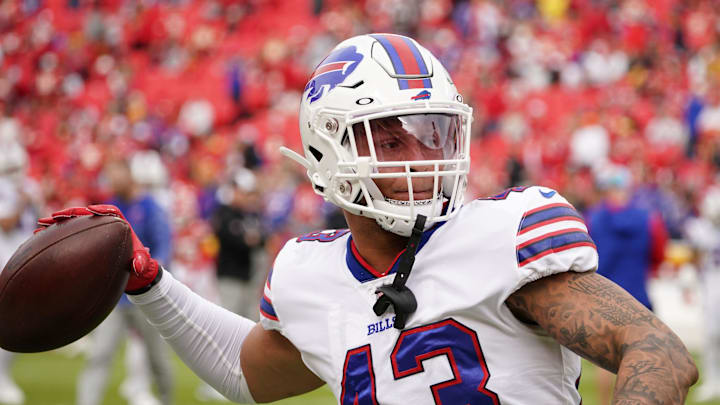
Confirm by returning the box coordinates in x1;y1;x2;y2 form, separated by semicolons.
2;0;720;402
2;0;720;260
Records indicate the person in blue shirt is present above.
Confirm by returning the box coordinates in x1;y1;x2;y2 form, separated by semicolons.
587;165;668;310
76;158;174;405
586;164;668;404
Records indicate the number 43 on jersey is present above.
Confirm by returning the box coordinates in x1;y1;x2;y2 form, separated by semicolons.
340;319;500;404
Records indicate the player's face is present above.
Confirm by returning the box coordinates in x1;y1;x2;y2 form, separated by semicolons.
104;162;133;196
350;114;460;201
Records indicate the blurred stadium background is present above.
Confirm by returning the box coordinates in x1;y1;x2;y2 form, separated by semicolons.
2;0;720;403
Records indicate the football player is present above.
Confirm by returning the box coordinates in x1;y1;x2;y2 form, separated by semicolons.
685;186;720;401
39;34;697;404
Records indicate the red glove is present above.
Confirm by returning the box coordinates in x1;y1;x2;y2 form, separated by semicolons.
35;204;160;293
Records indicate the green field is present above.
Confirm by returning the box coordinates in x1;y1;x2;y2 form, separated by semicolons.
7;348;718;405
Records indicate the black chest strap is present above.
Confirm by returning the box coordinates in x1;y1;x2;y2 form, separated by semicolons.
372;215;426;329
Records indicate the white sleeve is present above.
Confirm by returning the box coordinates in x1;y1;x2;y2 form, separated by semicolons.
258;241;299;333
514;187;598;291
128;270;257;403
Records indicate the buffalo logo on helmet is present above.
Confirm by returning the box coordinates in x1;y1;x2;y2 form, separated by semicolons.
411;90;431;101
304;46;364;104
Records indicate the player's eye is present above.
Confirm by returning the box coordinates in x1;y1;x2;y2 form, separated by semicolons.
379;139;401;150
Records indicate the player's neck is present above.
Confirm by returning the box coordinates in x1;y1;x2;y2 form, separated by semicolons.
343;212;408;271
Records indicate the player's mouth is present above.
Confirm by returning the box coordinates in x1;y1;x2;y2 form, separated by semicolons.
389;189;435;201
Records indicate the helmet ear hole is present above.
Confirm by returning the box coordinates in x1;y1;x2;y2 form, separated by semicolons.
309;146;323;162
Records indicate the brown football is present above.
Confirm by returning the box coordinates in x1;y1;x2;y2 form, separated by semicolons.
0;215;132;352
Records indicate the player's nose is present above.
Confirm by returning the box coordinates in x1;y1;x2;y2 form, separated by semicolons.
409;154;437;173
406;146;439;171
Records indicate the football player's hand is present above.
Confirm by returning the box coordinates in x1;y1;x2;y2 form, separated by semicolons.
35;205;160;293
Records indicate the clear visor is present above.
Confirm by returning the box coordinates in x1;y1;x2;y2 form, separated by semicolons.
346;114;462;162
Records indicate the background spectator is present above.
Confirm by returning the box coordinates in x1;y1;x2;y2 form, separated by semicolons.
586;163;668;404
0;136;39;405
210;167;265;320
685;185;720;402
75;158;173;405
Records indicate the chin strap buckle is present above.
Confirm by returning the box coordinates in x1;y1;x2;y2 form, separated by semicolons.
373;215;426;330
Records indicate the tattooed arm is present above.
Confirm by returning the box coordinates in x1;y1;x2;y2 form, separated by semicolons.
506;271;698;404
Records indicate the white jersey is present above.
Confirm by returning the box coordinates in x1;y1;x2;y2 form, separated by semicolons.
260;186;598;405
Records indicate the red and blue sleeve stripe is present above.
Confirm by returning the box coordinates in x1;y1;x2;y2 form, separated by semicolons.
260;293;278;321
517;229;596;267
260;269;277;321
370;34;432;90
265;268;273;290
518;203;584;235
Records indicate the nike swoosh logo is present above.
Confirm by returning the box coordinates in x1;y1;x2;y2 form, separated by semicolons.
539;189;556;198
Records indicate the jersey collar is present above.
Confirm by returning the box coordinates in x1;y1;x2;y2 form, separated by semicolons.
345;221;447;283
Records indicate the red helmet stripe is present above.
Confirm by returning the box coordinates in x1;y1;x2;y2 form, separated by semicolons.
383;34;423;75
311;61;349;79
370;34;433;90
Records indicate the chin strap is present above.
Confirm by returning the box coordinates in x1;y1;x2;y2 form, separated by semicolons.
373;215;426;329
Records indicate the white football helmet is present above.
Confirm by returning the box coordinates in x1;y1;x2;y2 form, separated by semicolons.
281;33;472;236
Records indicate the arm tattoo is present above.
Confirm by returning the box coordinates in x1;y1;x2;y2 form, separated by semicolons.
506;271;698;404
